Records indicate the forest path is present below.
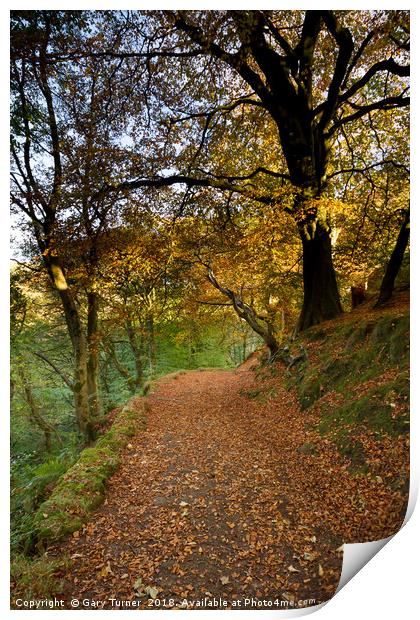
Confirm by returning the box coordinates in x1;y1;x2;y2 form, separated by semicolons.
53;362;344;609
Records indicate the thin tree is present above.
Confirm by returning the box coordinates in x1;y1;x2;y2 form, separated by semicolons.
375;208;410;306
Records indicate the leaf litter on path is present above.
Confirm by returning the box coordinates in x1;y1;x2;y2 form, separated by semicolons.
50;365;408;609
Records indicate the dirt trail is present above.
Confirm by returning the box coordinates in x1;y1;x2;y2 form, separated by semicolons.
51;363;350;609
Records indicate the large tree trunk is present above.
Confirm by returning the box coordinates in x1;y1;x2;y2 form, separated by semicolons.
87;291;101;421
375;209;410;307
66;299;94;442
276;111;343;332
296;217;343;332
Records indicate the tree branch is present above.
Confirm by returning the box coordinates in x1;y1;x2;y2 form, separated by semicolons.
327;158;410;179
317;11;354;131
314;57;410;118
327;95;410;137
170;11;271;106
33;351;74;389
43;48;204;63
102;174;280;206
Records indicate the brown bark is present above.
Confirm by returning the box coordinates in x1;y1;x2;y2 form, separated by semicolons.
45;255;94;441
351;286;366;309
375;209;410;307
206;266;280;358
296;217;343;332
64;295;93;441
87;291;101;420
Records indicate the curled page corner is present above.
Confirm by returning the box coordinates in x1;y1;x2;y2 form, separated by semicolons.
335;536;392;594
335;475;418;597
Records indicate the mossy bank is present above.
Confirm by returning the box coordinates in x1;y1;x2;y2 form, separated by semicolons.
286;299;409;480
34;397;148;547
11;397;148;603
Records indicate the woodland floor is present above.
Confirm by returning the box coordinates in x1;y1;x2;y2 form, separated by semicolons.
49;354;407;610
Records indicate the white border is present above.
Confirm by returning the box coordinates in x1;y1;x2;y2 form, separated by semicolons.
2;3;418;618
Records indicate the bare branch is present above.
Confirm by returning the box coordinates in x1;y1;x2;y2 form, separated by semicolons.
314;57;410;118
33;351;74;389
102;174;280;206
327;158;410;179
43;48;204;63
327;95;410;137
170;11;270;106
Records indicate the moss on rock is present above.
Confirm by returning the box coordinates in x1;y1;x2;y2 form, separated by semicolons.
34;398;147;547
298;375;322;410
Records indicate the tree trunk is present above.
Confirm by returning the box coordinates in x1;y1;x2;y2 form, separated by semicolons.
125;317;144;389
18;366;61;452
146;314;156;372
264;330;280;358
375;209;410;307
44;256;94;442
59;288;94;441
296;218;343;332
87;291;101;420
71;322;94;441
206;266;280;358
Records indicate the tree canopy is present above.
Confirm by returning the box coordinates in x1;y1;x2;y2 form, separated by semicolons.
10;9;409;442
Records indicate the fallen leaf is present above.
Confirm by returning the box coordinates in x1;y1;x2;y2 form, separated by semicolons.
220;576;230;585
145;586;159;599
133;577;143;591
98;561;113;578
